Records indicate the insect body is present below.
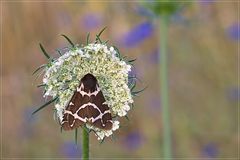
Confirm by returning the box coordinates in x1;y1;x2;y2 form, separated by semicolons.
61;73;113;130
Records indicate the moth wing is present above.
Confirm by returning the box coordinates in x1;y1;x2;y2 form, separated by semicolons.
61;82;88;130
88;85;113;130
61;73;113;131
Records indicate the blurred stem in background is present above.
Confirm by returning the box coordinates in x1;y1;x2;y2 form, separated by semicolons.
159;14;172;159
140;1;189;159
82;128;89;160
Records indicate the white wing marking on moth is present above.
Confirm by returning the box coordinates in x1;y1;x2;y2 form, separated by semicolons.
77;83;100;97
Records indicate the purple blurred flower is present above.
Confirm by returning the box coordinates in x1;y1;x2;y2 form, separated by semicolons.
202;143;218;158
123;131;143;150
120;21;154;48
227;23;240;41
81;14;103;30
226;87;239;102
20;107;37;138
60;142;81;158
23;107;37;123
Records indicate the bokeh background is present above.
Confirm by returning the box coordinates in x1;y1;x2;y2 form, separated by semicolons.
1;1;239;159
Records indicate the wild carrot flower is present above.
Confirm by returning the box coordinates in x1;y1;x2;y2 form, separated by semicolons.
33;29;141;141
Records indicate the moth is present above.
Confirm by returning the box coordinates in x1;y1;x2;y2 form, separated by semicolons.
61;73;113;130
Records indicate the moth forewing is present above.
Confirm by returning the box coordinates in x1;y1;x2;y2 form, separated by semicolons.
61;73;113;131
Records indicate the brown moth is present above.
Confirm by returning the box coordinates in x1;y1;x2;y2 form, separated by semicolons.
61;73;113;130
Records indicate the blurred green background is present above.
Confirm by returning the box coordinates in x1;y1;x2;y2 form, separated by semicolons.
1;1;238;159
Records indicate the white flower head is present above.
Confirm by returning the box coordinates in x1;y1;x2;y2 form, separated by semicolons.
34;34;140;141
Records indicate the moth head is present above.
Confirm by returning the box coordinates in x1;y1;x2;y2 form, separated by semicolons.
81;73;98;92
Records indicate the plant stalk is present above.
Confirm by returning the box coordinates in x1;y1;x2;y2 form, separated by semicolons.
159;14;172;159
82;127;89;160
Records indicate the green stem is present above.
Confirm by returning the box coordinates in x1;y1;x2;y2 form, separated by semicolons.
159;15;172;159
82;127;89;160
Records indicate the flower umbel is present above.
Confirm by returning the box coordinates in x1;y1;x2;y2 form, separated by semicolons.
33;30;140;140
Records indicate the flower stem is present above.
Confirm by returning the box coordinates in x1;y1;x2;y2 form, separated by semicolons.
159;15;172;159
82;127;89;160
